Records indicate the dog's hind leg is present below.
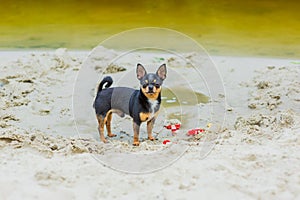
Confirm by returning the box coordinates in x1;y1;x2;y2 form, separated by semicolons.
96;114;107;143
105;111;116;137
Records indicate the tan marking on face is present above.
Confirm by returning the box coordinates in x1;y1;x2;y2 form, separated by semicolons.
155;86;161;93
145;86;149;93
145;80;148;83
153;86;157;93
153;79;156;83
141;86;161;100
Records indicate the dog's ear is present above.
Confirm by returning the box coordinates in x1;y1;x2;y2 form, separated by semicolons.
156;64;167;80
136;63;147;80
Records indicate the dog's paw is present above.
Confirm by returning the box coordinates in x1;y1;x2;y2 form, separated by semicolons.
148;136;155;141
133;141;140;146
101;138;108;143
108;133;117;137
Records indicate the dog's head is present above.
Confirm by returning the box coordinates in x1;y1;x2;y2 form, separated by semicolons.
136;63;167;100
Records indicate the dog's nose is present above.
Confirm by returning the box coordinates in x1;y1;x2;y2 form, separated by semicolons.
148;85;154;91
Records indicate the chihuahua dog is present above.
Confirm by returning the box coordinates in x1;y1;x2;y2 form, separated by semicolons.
93;63;167;146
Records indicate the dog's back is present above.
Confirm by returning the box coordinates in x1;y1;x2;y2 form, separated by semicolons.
111;87;135;115
94;77;135;117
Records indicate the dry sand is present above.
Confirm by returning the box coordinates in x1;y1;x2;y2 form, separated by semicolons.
0;48;299;199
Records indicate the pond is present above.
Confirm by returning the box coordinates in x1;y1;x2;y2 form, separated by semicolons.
0;0;299;58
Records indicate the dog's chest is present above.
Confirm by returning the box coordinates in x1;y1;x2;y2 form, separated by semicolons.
148;99;158;113
139;100;159;122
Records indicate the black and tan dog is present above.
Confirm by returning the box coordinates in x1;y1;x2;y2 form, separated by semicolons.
93;63;167;146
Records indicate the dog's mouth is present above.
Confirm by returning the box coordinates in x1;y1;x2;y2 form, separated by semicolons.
146;91;156;94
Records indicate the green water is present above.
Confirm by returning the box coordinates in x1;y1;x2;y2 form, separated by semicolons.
161;87;209;108
1;0;300;58
161;87;209;125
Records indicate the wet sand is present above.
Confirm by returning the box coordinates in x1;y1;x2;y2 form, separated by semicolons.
0;49;299;199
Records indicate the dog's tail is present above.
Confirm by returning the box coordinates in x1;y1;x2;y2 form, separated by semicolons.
97;76;113;93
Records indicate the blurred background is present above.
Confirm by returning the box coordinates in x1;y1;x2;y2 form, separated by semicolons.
0;0;299;58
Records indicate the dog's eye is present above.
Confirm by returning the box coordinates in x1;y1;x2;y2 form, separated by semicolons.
154;84;160;88
142;84;148;88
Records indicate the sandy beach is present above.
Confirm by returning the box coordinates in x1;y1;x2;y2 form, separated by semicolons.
0;48;299;199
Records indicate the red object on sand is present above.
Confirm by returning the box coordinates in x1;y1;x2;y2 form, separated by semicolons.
164;119;181;132
187;128;205;136
163;140;171;144
164;123;181;132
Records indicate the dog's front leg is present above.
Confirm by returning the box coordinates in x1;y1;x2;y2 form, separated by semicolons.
133;121;140;146
147;117;156;141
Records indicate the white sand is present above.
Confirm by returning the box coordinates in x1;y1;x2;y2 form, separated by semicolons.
0;48;299;199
